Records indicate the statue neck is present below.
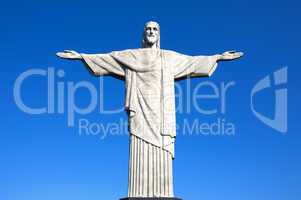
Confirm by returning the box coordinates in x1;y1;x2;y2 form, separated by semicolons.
144;42;158;50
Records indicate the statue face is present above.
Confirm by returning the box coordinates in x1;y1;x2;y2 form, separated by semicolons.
144;22;159;46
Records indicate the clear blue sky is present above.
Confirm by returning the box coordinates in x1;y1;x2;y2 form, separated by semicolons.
1;0;300;200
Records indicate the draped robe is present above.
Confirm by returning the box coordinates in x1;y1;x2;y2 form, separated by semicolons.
81;48;218;197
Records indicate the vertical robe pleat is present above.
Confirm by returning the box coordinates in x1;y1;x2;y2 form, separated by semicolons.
128;135;174;197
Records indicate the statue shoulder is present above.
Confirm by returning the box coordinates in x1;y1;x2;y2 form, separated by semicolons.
110;48;138;59
161;49;185;59
111;48;136;54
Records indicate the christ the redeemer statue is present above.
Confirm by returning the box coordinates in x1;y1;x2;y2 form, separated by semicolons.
57;21;243;200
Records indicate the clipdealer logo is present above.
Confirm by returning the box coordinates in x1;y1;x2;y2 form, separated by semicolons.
250;67;288;133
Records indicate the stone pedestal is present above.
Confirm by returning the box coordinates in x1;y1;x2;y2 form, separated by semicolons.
120;198;182;200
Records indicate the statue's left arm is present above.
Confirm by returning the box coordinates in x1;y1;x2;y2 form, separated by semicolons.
166;50;243;80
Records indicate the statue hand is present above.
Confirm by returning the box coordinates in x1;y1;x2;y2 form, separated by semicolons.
219;50;244;61
56;50;82;60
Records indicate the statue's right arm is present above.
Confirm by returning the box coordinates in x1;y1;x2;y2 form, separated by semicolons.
56;50;125;77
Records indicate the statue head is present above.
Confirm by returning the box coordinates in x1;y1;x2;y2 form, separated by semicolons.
142;21;160;49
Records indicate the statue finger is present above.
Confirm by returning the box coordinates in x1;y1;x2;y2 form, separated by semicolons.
228;50;237;54
64;50;74;53
235;52;244;57
56;52;66;57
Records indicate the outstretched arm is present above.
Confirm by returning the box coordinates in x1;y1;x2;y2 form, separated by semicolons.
167;50;243;80
56;50;125;78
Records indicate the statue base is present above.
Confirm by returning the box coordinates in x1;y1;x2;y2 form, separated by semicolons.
120;198;182;200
